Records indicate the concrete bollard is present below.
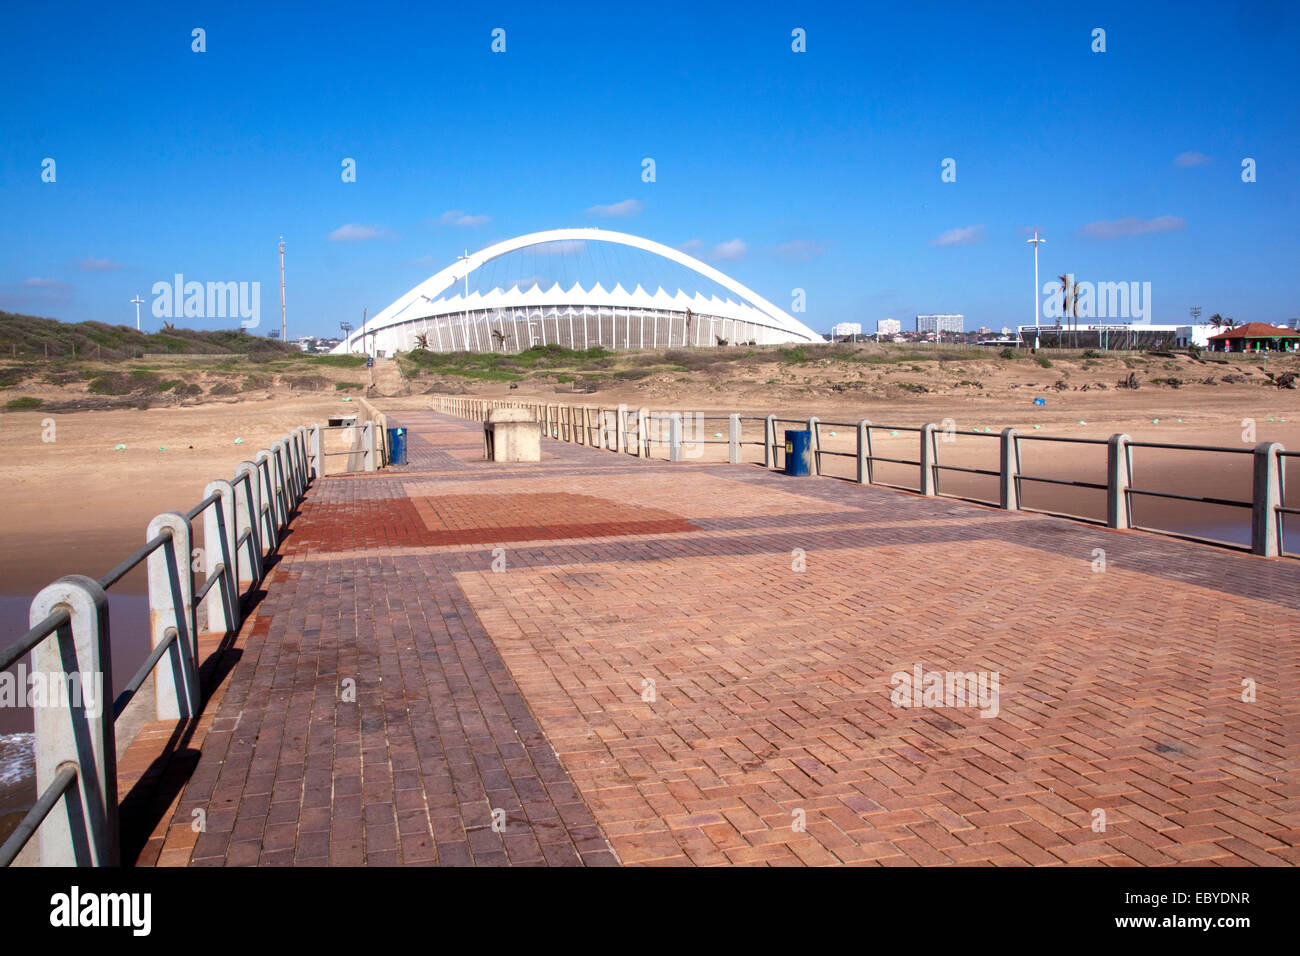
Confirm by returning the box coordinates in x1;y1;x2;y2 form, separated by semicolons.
1252;441;1285;556
1000;428;1020;511
638;408;650;457
764;415;777;468
146;512;197;720
919;424;938;496
29;574;118;866
807;417;821;476
1106;434;1132;529
728;414;741;464
309;424;322;478
669;412;683;462
202;479;239;634
233;461;264;587
857;420;872;484
255;453;280;551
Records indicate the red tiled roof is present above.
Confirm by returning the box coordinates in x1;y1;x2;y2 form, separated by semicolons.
1207;322;1300;340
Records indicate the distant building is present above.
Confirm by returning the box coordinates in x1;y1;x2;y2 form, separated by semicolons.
916;314;964;335
877;318;901;337
1206;323;1300;353
832;322;862;337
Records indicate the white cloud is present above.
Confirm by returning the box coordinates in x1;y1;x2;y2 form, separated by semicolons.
1174;151;1211;167
678;238;704;254
930;224;985;247
585;198;643;218
22;277;71;290
1078;216;1186;240
328;224;390;242
77;256;123;271
770;239;826;262
709;238;747;262
440;210;491;227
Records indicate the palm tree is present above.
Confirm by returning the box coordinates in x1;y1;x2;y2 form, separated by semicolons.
1209;313;1224;329
414;332;429;350
1057;274;1074;347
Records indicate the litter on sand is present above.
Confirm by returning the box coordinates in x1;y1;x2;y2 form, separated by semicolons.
114;444;126;450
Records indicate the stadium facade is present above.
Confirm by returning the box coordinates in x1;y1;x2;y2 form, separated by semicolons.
334;228;821;355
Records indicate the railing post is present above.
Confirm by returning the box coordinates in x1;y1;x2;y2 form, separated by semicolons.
919;424;937;496
1000;428;1020;511
234;462;264;586
616;404;628;453
669;412;683;462
361;422;376;472
1106;433;1132;529
29;575;118;866
1252;441;1285;556
764;415;776;468
147;513;198;720
255;453;280;550
203;480;239;634
309;424;322;478
271;440;293;512
807;416;821;476
856;419;872;484
728;414;741;464
639;407;650;457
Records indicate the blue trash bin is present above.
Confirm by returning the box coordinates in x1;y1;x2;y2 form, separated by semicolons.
784;429;811;476
387;427;407;466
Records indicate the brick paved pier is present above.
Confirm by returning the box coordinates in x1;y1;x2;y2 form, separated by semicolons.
122;411;1300;866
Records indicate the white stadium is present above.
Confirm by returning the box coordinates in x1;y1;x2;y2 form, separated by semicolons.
334;227;820;355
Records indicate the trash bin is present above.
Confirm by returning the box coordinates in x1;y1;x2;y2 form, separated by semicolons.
387;427;407;466
784;429;811;476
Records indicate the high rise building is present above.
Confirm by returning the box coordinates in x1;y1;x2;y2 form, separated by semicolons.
877;318;901;337
916;314;964;334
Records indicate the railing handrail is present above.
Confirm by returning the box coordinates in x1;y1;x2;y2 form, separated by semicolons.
432;394;1290;560
1;417;342;867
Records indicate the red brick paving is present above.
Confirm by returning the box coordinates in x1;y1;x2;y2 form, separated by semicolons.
131;410;1299;866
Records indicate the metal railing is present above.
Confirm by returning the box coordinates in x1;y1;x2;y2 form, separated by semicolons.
432;395;1290;558
1;425;319;867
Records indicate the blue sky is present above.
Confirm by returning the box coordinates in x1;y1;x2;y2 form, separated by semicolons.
2;0;1297;336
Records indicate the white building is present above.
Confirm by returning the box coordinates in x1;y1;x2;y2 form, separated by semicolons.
916;314;964;334
832;322;862;337
877;318;901;337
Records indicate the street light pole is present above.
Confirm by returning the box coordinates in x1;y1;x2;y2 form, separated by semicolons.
1027;232;1046;349
130;295;144;331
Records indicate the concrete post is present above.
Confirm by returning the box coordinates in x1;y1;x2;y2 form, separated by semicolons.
29;575;118;866
617;404;628;454
764;415;776;468
1252;441;1285;557
203;479;239;634
1106;434;1132;529
255;453;280;550
1000;428;1020;511
146;512;197;720
669;412;683;462
857;420;872;484
638;408;650;457
234;461;264;586
919;424;937;496
309;424;322;478
807;416;821;476
271;441;293;512
728;414;742;464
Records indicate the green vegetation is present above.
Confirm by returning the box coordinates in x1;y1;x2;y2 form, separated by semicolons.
306;354;368;368
334;381;364;390
4;396;42;410
1035;355;1054;368
0;310;300;361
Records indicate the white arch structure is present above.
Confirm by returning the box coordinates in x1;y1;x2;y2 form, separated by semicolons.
334;227;820;355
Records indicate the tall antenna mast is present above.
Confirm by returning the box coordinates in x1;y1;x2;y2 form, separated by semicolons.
279;236;287;342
